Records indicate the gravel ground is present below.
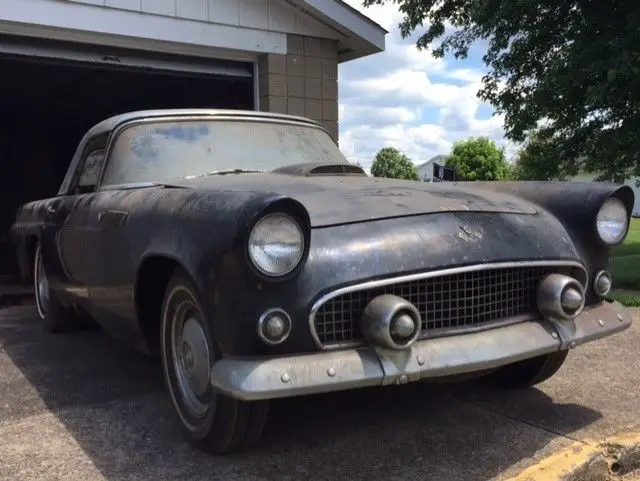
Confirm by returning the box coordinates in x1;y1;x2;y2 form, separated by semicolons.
0;304;638;481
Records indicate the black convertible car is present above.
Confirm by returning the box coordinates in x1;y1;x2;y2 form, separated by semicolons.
11;109;634;454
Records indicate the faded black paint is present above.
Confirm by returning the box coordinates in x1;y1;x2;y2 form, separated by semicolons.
10;111;634;358
11;170;632;357
160;173;538;227
463;180;635;305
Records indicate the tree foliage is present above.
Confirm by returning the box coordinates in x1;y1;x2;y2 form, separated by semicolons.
445;137;509;180
371;147;419;180
362;0;640;183
509;130;574;180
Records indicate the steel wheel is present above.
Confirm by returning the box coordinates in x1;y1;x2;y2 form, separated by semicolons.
34;243;50;319
165;286;216;431
160;269;270;454
31;241;86;333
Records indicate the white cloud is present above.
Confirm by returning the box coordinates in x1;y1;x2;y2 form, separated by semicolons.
338;1;517;171
339;104;420;125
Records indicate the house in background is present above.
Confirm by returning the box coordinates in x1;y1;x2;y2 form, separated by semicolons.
416;155;448;181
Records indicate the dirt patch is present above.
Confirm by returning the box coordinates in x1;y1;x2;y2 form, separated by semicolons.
506;430;640;481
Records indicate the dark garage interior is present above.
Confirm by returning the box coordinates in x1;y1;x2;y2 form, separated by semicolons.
0;47;254;284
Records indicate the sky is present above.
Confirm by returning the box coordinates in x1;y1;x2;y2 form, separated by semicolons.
337;0;519;172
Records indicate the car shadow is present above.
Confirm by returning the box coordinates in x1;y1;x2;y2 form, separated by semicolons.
0;305;603;481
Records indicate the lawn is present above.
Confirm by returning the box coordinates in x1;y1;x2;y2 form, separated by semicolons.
610;218;640;288
609;217;640;305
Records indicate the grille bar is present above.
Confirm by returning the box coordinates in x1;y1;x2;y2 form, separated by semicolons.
309;261;586;350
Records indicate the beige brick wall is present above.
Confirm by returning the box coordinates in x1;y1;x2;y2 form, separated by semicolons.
258;34;339;143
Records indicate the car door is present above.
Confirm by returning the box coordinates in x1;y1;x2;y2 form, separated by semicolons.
83;168;143;344
50;136;108;303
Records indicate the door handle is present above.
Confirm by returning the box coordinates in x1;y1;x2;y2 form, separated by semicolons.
97;210;128;227
45;205;57;216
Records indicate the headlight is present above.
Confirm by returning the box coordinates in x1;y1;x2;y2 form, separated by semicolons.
248;212;304;276
596;197;628;245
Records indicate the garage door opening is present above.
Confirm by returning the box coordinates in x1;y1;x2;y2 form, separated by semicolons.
0;43;255;283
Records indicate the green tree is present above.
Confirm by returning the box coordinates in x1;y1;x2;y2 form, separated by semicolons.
362;0;640;183
508;130;577;181
370;147;419;180
445;137;509;181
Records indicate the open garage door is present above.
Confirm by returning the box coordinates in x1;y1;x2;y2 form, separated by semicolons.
0;35;255;283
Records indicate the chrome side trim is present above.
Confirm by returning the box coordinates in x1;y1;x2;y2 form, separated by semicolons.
212;300;631;401
100;181;163;191
308;260;588;350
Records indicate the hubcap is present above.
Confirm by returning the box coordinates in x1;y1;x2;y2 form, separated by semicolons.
172;306;212;419
35;247;50;318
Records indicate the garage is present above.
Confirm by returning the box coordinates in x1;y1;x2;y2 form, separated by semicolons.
0;37;255;281
0;0;386;286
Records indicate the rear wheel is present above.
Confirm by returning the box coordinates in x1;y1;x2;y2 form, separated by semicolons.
33;241;83;333
160;269;269;454
486;350;569;389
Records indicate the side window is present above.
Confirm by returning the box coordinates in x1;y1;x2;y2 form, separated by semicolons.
63;132;110;196
78;149;106;191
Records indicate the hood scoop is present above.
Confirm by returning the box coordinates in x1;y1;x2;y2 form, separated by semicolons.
271;162;367;177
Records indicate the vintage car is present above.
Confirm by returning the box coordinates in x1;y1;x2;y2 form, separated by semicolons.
11;109;634;454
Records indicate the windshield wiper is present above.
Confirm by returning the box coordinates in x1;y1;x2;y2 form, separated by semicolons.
185;169;264;179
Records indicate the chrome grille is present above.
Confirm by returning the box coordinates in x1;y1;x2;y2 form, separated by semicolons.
311;263;583;349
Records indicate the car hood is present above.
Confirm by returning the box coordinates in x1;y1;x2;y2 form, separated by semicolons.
161;173;539;227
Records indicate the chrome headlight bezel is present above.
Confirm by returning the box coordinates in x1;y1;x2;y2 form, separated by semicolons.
247;212;305;278
595;197;629;246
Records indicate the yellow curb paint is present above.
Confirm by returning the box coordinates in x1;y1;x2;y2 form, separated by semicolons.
505;429;640;481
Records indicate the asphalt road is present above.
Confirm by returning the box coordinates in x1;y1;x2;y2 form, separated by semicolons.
0;303;638;481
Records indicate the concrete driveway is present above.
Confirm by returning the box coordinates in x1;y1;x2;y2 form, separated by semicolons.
0;304;638;481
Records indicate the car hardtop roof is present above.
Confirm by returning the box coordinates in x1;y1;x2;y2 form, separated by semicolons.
84;108;324;138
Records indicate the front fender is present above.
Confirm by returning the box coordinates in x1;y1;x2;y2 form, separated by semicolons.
464;181;634;297
127;187;310;357
464;181;634;248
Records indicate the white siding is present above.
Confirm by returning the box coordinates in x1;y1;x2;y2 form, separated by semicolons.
142;0;175;16
66;0;340;39
417;162;434;181
104;0;141;11
624;179;640;216
176;0;208;20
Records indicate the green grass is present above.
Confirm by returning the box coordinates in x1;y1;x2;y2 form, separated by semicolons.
607;291;640;307
609;217;640;305
611;217;640;258
610;218;640;290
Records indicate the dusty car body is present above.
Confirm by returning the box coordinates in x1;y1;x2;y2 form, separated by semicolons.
11;109;634;454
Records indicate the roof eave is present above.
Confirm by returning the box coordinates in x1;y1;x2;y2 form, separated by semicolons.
295;0;387;62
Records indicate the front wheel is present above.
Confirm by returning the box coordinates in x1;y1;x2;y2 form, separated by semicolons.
160;269;269;454
485;350;569;389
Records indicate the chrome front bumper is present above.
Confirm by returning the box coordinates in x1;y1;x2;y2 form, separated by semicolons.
210;300;632;401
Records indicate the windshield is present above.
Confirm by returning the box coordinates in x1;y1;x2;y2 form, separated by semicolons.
100;118;349;186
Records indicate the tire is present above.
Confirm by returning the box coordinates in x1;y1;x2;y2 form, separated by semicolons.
33;241;83;333
486;350;569;389
160;269;269;454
